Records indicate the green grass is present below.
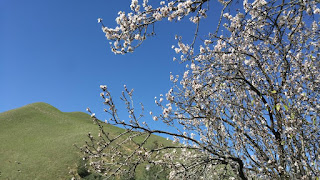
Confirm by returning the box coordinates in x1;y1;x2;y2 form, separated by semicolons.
0;102;117;179
0;102;172;179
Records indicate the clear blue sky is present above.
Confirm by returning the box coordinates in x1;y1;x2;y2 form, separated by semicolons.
1;0;221;122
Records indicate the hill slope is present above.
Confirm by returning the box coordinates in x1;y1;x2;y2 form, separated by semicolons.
0;102;121;179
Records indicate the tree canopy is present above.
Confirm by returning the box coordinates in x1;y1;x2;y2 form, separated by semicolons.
79;0;320;179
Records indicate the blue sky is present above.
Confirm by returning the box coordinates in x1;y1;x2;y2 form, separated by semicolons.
0;0;176;114
1;0;222;124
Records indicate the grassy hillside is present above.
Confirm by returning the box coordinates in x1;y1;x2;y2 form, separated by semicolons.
0;102;122;179
0;102;173;180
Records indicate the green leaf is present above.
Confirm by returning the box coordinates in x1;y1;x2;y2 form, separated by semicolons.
276;104;281;111
283;104;288;111
271;90;277;94
291;113;295;119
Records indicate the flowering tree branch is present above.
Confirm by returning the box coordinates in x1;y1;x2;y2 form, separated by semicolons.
79;0;320;179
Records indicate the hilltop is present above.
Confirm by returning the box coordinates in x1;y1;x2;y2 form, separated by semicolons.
0;102;121;179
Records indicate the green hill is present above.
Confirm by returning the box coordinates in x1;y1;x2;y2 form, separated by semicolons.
0;103;235;180
0;102;173;180
0;102;123;180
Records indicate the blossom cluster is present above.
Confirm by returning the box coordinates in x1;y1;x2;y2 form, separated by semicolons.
98;0;208;54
